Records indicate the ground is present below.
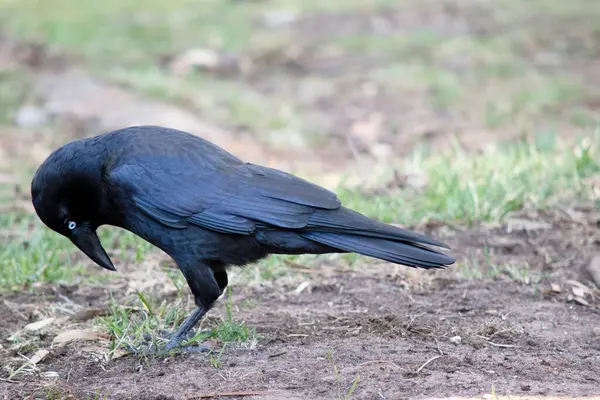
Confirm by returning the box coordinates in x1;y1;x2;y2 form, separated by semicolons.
1;0;600;399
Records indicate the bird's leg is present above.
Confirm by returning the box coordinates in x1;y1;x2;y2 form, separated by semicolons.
162;306;211;353
161;267;228;352
126;262;224;356
127;307;212;355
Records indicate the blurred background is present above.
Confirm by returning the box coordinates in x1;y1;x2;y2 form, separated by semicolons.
1;0;599;188
1;1;600;398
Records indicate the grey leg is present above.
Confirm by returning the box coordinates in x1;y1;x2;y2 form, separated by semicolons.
126;306;213;355
163;306;211;353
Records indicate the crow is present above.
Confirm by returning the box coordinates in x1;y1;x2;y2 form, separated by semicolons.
31;125;455;354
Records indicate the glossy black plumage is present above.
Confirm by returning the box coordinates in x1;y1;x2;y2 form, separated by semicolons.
31;125;455;353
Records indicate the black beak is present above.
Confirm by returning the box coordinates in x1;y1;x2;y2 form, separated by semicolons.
70;224;116;271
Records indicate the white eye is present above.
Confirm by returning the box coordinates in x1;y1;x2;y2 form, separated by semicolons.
67;221;77;230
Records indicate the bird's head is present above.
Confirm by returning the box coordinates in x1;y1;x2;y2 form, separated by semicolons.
30;138;116;272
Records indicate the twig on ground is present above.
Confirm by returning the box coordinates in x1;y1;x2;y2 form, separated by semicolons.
268;350;287;358
416;355;445;374
405;313;425;332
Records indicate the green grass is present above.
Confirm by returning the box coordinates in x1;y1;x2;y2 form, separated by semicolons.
456;249;547;283
1;0;258;66
97;286;256;358
327;351;361;400
0;211;159;290
337;132;600;226
0;212;86;289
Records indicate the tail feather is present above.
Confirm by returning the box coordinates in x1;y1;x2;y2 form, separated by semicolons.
307;207;450;249
301;231;454;269
301;207;455;269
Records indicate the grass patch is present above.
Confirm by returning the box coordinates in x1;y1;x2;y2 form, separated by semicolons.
327;351;361;400
0;211;159;290
337;132;600;226
1;0;259;67
0;212;86;289
213;286;256;343
456;250;547;283
97;286;256;358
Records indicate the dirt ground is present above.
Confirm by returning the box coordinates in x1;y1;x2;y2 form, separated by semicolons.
2;0;600;399
1;208;599;399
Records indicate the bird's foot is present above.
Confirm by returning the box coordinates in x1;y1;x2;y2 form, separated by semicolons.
124;329;214;356
123;342;212;356
142;328;213;343
123;306;212;356
162;331;213;354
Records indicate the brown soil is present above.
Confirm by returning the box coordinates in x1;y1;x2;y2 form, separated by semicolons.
1;209;599;400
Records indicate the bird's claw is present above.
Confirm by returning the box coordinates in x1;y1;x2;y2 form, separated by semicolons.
124;329;214;356
123;342;212;356
141;328;212;343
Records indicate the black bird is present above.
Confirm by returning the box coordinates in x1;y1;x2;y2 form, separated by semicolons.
31;125;455;353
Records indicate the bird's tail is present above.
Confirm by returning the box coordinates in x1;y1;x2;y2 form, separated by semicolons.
300;207;455;269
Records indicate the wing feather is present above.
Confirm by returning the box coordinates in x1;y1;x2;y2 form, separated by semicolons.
108;152;340;235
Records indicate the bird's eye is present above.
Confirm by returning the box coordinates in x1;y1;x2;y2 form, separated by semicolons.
67;221;77;230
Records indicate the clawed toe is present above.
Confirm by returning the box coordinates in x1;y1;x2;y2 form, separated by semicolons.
122;307;214;356
122;341;213;356
123;330;214;356
172;344;212;353
142;328;211;343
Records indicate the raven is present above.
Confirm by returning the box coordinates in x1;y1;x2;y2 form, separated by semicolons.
31;125;455;354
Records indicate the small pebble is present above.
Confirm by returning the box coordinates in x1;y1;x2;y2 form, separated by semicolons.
24;317;56;332
261;10;299;28
449;335;462;345
41;371;59;379
15;105;48;128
